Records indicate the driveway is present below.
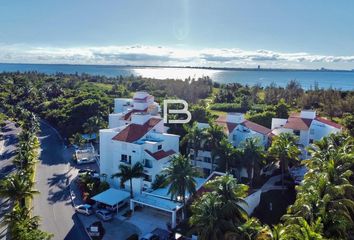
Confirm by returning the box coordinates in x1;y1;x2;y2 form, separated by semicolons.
33;121;89;240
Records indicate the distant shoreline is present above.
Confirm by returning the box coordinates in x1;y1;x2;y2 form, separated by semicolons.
0;62;353;73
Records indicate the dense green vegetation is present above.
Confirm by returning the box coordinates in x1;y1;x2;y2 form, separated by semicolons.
0;110;52;240
182;131;354;240
0;72;213;139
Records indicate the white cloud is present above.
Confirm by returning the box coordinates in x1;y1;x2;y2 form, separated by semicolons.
0;44;353;69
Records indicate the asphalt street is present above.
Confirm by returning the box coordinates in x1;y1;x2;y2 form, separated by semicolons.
33;121;89;240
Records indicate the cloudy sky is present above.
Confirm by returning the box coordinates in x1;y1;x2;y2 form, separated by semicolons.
1;0;354;69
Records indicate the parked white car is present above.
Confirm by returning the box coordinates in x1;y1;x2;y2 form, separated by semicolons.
75;204;93;215
95;209;113;221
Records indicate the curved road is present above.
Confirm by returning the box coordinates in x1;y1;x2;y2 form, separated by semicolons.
33;121;89;240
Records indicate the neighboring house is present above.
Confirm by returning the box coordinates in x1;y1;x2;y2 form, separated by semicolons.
191;113;272;176
271;110;342;157
100;92;179;194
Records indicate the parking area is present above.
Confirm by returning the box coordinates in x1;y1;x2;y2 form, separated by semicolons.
126;207;170;236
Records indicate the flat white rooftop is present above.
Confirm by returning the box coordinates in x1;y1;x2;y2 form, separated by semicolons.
91;188;130;206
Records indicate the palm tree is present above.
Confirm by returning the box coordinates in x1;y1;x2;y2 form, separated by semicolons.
205;174;249;225
240;138;265;187
190;192;227;240
164;154;198;216
111;162;144;198
82;116;102;139
181;122;205;164
217;138;239;172
205;122;226;172
0;173;39;207
69;133;86;148
268;133;300;189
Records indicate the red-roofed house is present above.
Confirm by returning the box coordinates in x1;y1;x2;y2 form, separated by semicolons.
100;93;179;194
191;113;271;176
271;110;342;153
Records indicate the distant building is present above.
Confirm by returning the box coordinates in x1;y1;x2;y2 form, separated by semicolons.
100;92;179;193
192;113;272;176
271;110;342;157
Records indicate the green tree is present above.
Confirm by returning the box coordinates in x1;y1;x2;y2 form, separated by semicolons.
240;138;265;187
205;122;226;172
182;122;205;165
274;99;289;119
164;154;198;216
111;162;144;198
268;133;300;189
0;173;39;207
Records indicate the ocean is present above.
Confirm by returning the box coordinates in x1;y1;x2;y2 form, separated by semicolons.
1;63;354;90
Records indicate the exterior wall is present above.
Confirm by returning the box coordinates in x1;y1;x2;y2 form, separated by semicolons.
109;113;129;128
114;98;132;113
298;130;310;146
230;126;267;147
310;120;341;142
300;110;316;119
271;118;288;129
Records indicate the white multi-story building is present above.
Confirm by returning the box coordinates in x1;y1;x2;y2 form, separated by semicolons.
192;113;272;176
100;92;179;194
271;110;342;156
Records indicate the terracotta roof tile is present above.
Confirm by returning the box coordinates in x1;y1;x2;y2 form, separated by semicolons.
145;149;176;160
315;117;342;129
284;117;312;130
242;120;272;135
112;118;162;143
216;116;238;134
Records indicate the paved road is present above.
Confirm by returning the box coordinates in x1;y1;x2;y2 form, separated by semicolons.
0;121;21;240
33;121;89;240
0;121;20;178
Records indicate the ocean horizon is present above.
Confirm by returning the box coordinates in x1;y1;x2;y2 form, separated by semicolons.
1;63;354;90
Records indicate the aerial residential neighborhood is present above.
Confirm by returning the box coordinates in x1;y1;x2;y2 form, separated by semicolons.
1;1;354;240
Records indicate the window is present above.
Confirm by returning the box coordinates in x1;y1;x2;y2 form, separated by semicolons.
204;157;211;163
143;174;152;182
293;130;300;136
121;154;131;164
309;139;314;144
144;159;153;168
157;144;162;150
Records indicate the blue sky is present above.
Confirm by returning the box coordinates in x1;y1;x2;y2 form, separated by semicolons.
1;0;354;69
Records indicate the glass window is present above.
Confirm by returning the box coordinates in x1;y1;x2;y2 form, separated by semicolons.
144;159;153;168
294;130;300;136
143;174;152;182
158;145;162;150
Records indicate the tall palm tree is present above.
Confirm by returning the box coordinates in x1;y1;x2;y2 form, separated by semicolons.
268;133;300;189
111;162;144;198
217;138;239;172
0;173;39;207
240;138;265;187
205;122;226;172
190;192;227;240
69;133;86;148
205;174;249;225
164;154;198;216
181;122;205;164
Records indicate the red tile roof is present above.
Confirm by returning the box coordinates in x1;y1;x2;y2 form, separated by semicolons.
112;118;162;143
283;117;313;130
315;117;342;129
215;116;271;135
216;116;238;134
145;149;176;160
242;120;272;135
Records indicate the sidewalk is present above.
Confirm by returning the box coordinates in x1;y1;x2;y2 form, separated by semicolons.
70;179;141;239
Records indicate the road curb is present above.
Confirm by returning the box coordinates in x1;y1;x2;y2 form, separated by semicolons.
68;180;94;240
